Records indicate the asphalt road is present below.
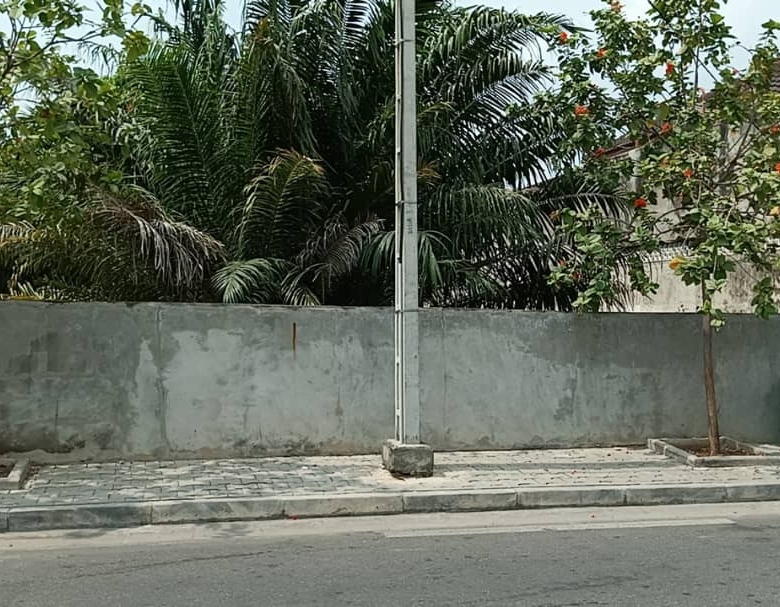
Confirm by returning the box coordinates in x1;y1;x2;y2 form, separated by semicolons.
3;503;780;606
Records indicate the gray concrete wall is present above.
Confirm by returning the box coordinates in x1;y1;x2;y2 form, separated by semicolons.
2;302;779;459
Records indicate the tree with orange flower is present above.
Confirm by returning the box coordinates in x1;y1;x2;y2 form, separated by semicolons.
546;0;780;455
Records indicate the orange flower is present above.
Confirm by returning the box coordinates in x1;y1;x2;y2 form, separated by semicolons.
770;124;780;135
661;122;672;135
683;168;694;179
634;197;648;209
559;31;569;44
665;62;675;76
775;162;780;174
596;48;607;59
574;104;589;116
668;257;684;271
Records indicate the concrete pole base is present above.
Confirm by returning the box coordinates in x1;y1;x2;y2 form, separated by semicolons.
382;439;434;477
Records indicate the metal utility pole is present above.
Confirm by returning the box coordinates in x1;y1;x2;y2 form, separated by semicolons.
393;0;420;445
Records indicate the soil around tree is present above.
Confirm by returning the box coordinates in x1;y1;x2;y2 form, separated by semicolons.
689;445;762;457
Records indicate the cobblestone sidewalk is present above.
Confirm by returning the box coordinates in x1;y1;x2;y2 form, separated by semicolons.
3;447;780;510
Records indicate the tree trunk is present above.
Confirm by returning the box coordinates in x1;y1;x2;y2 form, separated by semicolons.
702;293;721;456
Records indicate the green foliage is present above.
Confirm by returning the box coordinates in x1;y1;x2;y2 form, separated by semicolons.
546;0;780;325
1;0;629;307
0;0;221;301
549;207;659;311
120;0;627;308
1;188;224;300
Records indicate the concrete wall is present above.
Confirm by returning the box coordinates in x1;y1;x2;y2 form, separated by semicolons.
2;302;780;460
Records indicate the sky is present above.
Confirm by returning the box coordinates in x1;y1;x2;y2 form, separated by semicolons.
477;0;778;69
488;0;777;51
207;0;778;51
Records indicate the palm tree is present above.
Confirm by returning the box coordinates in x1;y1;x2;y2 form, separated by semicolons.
0;75;225;302
118;0;627;309
0;187;225;301
0;0;626;306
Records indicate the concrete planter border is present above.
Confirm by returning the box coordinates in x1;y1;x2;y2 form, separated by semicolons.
0;459;30;490
648;437;780;468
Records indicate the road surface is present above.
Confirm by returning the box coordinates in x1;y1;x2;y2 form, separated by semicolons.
2;502;780;606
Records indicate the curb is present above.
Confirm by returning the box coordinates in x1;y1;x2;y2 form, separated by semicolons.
4;482;780;532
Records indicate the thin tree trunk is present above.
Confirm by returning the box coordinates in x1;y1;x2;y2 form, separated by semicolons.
702;288;721;455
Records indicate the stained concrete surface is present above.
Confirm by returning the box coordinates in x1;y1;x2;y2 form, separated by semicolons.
2;302;780;459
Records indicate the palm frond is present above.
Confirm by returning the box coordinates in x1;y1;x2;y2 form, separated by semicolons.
123;40;240;240
279;268;322;306
297;213;383;289
238;150;329;259
102;0;627;311
1;187;226;301
0;221;36;249
212;257;290;303
89;187;226;293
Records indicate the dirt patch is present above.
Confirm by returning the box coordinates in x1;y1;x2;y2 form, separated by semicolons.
0;461;13;478
689;445;760;457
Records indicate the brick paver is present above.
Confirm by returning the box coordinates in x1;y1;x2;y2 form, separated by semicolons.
2;448;779;509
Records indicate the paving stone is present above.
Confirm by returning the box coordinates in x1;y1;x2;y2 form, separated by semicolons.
4;448;780;517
